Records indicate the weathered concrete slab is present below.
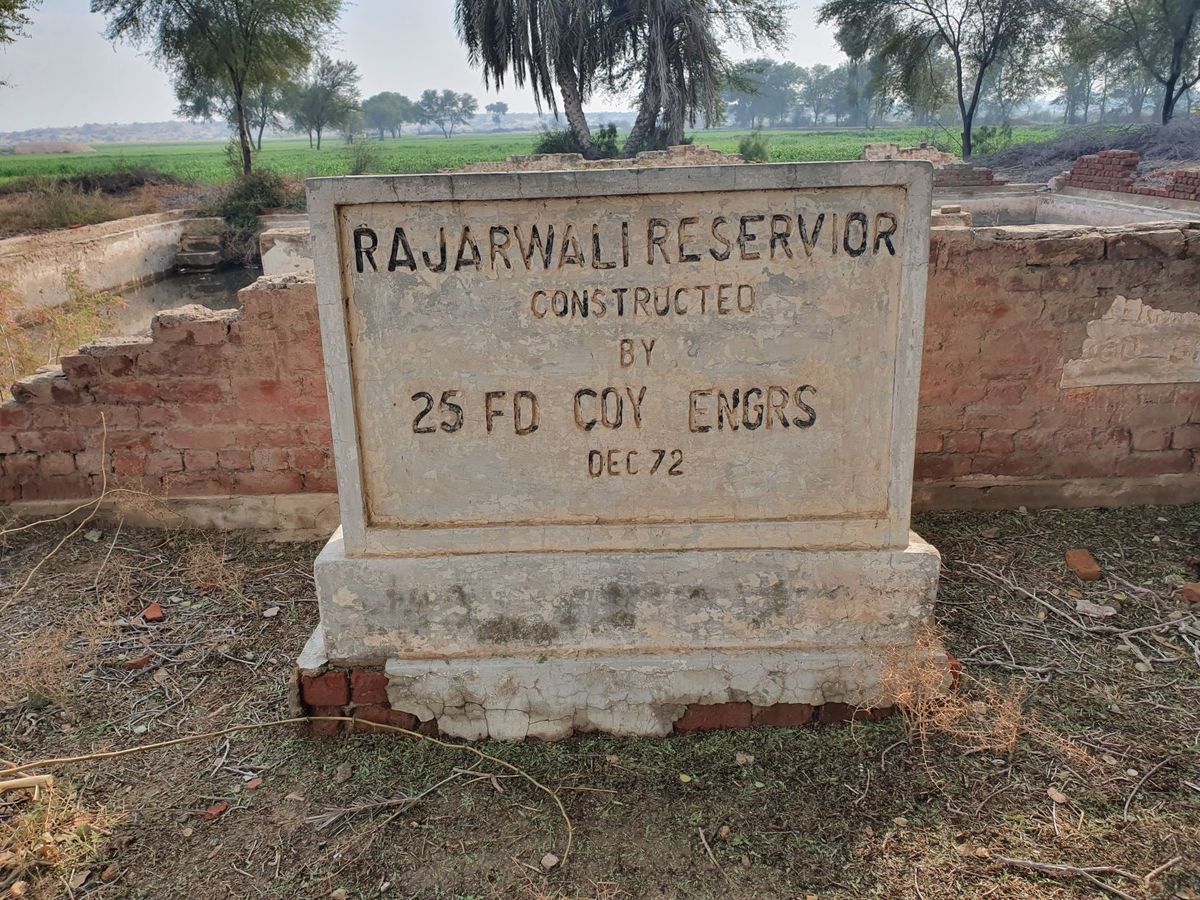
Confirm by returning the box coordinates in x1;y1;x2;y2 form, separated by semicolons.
308;163;934;557
315;526;940;662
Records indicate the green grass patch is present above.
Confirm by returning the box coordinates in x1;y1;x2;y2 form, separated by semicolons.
0;126;1067;187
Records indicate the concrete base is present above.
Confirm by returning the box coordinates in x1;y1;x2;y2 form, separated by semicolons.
380;647;944;740
307;528;942;739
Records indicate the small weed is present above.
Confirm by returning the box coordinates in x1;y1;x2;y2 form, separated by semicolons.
347;140;384;176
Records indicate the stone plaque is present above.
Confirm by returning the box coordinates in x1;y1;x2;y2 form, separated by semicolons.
304;163;942;740
310;165;931;556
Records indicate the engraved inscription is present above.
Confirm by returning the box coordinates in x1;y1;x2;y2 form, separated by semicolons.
340;186;906;528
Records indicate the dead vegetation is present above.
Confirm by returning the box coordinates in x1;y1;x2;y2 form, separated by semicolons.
1;273;126;397
0;504;1197;899
981;118;1200;182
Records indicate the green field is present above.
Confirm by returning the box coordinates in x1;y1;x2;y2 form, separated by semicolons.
0;125;1063;185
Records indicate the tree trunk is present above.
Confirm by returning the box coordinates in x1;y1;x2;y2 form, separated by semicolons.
256;120;265;151
1161;75;1179;124
316;127;323;150
557;68;600;159
622;89;659;158
233;90;254;175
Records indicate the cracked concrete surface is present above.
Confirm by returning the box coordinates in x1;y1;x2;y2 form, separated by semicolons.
382;648;941;740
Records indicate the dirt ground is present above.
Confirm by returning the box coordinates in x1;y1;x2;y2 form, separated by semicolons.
1;504;1198;899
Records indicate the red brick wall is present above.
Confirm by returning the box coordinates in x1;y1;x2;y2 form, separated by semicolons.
1065;150;1200;203
916;224;1200;486
2;228;1199;508
934;164;1000;188
0;276;334;503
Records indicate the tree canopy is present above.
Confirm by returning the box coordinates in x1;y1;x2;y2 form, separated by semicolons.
0;0;35;45
362;91;414;139
819;0;1054;157
90;0;341;173
416;89;479;138
456;0;787;158
285;54;360;150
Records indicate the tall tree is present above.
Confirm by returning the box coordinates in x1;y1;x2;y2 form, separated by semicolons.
285;54;359;150
456;0;621;159
722;58;802;126
799;63;835;123
176;67;292;150
1100;0;1200;123
485;100;509;125
616;0;789;154
91;0;341;174
362;91;413;139
416;89;478;137
821;0;1052;158
456;0;786;159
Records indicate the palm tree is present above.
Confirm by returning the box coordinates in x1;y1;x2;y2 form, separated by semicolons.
455;0;624;158
620;0;789;154
455;0;787;159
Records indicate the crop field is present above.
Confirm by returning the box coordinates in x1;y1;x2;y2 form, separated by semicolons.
0;125;1064;186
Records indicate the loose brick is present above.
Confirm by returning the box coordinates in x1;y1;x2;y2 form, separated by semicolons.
350;670;390;705
301;672;349;707
1065;549;1102;581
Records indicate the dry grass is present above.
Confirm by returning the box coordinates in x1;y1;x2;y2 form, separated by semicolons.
883;630;1030;756
0;782;121;896
0;504;1196;898
0;272;125;397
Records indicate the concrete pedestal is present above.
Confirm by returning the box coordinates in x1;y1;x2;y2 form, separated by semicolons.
301;528;941;740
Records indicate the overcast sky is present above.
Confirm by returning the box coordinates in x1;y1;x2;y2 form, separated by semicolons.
0;0;842;132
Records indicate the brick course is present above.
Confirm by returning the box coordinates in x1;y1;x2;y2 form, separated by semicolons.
0;276;330;503
1064;150;1200;203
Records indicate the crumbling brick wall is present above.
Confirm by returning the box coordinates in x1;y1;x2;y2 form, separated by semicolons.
0;274;333;503
2;225;1198;510
1065;150;1200;202
862;142;1001;188
916;224;1200;491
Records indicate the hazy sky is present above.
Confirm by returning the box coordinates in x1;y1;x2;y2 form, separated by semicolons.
0;0;842;132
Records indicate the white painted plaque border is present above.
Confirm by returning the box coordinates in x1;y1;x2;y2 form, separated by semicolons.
307;162;933;557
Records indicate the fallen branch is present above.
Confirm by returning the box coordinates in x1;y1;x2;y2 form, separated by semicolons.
993;855;1136;900
0;716;574;866
0;774;53;793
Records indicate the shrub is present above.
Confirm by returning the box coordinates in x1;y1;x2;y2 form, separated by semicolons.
737;127;771;163
0;180;130;237
347;140;384;176
532;127;585;155
532;123;620;158
213;169;300;232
